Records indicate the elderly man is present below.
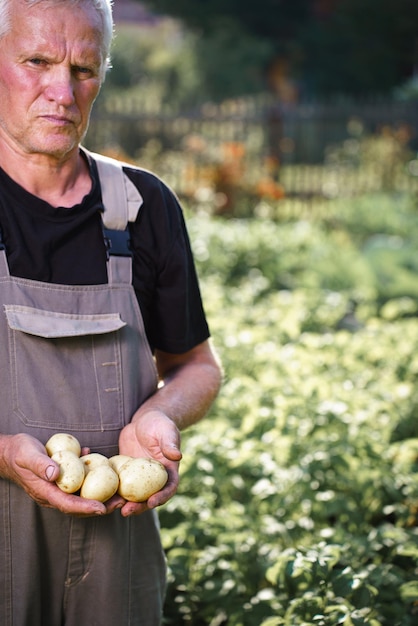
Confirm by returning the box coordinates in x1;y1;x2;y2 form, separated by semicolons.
0;0;222;624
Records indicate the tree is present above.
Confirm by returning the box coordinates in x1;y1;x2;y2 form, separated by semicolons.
139;0;418;97
302;0;418;95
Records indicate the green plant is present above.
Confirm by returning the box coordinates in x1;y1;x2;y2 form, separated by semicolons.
159;194;418;625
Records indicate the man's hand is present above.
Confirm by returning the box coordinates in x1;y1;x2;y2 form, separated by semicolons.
0;433;107;516
116;340;221;517
118;410;182;517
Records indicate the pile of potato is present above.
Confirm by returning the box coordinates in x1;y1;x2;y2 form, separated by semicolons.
45;433;168;502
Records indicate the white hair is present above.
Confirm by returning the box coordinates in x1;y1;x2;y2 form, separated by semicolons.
0;0;114;80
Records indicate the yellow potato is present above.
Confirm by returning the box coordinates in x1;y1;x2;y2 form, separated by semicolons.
45;433;81;458
108;454;132;474
117;458;168;502
81;453;110;474
51;450;85;494
80;465;119;502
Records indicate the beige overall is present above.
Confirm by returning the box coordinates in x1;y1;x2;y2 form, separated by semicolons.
0;154;166;625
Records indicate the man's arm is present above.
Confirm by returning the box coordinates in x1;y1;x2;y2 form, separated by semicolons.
118;339;222;516
151;339;223;430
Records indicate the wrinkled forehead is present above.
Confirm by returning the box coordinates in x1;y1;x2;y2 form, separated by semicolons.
0;0;113;78
0;0;113;58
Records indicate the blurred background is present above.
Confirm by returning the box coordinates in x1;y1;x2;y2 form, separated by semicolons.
87;3;418;625
86;0;418;216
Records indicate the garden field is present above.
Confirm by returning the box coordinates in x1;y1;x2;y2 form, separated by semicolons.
159;191;418;625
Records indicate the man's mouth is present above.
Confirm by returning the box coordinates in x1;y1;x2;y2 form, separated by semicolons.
41;114;75;126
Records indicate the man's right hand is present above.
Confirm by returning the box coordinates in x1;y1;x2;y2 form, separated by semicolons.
0;433;109;516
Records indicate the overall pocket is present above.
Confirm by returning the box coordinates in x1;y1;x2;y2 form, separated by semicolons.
5;305;127;432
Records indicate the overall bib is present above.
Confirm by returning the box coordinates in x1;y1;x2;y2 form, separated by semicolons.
0;154;166;625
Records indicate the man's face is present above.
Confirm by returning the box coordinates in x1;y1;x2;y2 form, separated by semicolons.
0;0;104;160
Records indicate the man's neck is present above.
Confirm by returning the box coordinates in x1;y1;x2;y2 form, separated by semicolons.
0;145;92;208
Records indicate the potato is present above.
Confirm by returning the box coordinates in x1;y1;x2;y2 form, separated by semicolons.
117;458;168;502
80;465;119;502
81;453;110;474
45;433;81;458
51;450;85;494
108;454;132;474
48;443;167;503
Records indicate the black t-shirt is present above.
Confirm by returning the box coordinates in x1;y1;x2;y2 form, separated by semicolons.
0;151;210;354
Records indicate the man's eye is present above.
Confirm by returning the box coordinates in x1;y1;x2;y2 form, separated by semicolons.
29;58;46;66
73;66;94;77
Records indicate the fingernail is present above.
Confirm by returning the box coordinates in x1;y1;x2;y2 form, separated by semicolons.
45;465;55;481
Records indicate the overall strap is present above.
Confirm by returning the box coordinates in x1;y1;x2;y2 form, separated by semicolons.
89;151;143;229
87;151;144;285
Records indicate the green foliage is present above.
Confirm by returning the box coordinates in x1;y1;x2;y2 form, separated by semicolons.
160;192;418;624
301;0;418;95
141;0;311;43
190;216;375;299
102;22;203;108
187;191;418;308
192;24;274;101
140;0;418;96
104;20;272;108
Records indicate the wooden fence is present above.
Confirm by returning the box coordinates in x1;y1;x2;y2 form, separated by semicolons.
85;95;418;211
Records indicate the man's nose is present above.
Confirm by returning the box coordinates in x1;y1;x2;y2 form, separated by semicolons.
44;68;76;106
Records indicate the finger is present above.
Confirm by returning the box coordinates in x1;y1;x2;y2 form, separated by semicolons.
44;462;60;482
146;491;170;509
53;494;107;516
102;493;126;514
40;481;106;516
161;441;183;462
119;501;148;517
24;453;60;483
